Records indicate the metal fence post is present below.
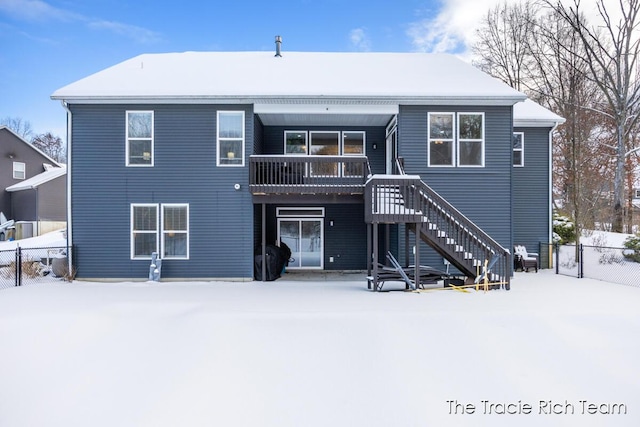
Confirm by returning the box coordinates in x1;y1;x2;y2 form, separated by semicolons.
555;243;559;274
579;244;584;278
15;247;22;287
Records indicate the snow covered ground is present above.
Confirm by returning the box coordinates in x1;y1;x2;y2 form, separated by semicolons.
0;270;638;427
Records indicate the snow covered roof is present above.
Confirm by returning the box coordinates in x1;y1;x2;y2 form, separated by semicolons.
513;99;565;127
5;166;66;192
51;51;527;106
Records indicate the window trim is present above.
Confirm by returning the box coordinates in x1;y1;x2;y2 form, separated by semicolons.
126;110;154;167
161;203;190;260
13;161;26;179
428;112;455;167
457;112;485;167
131;203;190;260
131;203;159;260
342;131;366;156
284;130;308;155
513;132;525;167
217;110;245;167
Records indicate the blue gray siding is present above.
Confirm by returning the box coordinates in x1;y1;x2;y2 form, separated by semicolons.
397;105;514;268
513;126;552;266
263;203;367;270
69;104;254;279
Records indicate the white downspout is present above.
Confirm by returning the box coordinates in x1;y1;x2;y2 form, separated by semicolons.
61;101;72;271
549;122;560;258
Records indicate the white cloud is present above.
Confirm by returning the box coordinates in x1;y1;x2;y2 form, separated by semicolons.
0;0;81;22
88;20;161;44
0;0;160;44
349;28;372;51
407;0;611;59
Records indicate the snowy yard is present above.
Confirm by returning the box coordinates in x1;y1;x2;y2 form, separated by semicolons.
0;270;638;427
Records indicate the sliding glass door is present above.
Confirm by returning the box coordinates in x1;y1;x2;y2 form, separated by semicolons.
278;218;323;269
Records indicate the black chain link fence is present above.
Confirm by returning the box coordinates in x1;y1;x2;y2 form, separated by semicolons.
0;246;73;291
555;243;640;287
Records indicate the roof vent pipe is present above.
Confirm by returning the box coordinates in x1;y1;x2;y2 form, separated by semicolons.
275;35;282;57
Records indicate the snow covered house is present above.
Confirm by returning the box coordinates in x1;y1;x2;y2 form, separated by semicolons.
51;47;563;283
0;126;66;239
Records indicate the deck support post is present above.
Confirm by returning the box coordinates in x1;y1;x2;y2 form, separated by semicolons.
414;222;420;290
372;223;379;292
366;223;372;276
261;203;266;282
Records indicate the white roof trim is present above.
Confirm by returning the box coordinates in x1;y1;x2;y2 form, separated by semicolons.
5;167;66;192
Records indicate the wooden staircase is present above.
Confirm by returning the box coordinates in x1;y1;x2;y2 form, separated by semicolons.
365;174;511;289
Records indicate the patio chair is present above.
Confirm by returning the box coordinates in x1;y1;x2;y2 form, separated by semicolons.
514;245;539;272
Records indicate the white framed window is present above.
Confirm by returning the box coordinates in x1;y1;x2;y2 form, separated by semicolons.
513;132;524;167
457;113;484;167
13;162;26;179
131;204;159;259
428;112;485;167
131;203;189;260
126;111;154;166
217;111;245;166
162;204;189;259
428;113;455;167
342;131;366;176
284;131;308;154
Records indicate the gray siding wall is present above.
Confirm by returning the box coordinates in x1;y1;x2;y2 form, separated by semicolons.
264;203;367;270
69;104;254;279
397;105;514;268
38;176;67;221
513;126;552;262
9;191;36;220
0;129;55;217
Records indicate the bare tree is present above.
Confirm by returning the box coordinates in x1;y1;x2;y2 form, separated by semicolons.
472;0;539;91
544;0;640;232
531;8;608;244
31;132;66;163
1;116;33;140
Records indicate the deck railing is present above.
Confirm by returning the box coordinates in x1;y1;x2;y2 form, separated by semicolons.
250;155;369;194
365;175;510;287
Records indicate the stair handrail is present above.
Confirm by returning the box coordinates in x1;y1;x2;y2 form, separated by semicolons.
414;179;508;257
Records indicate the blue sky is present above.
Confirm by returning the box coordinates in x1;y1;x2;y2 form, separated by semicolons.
0;0;511;141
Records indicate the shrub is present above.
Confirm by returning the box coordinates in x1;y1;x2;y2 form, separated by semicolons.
622;236;640;263
553;213;576;244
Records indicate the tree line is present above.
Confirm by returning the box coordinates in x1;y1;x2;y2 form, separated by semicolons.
1;116;66;164
472;0;640;236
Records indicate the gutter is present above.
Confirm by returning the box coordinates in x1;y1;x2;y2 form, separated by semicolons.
61;100;73;271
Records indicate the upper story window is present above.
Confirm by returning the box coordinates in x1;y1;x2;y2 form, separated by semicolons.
217;111;245;166
285;131;308;154
513;132;524;167
458;113;484;166
428;113;455;166
126;111;154;166
13;162;26;179
428;112;485;167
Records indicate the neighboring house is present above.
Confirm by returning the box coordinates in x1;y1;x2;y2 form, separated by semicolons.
0;126;65;238
5;166;67;237
51;46;564;283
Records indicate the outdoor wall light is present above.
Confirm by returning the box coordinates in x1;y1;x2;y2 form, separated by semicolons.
234;183;241;191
